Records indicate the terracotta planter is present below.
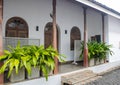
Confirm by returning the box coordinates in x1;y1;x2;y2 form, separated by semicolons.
10;68;25;82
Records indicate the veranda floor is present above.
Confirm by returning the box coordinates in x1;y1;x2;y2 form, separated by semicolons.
59;61;84;73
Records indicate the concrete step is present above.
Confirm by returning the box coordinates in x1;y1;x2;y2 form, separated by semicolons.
61;70;101;85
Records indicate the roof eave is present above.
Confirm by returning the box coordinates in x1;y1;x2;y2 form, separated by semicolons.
75;0;120;19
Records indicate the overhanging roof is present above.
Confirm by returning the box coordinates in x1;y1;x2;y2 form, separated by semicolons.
88;0;120;16
75;0;120;19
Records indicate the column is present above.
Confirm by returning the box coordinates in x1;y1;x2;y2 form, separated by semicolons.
83;7;88;67
102;13;105;42
0;0;3;84
52;0;58;74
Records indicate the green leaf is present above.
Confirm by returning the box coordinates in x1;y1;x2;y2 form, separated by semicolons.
0;55;8;61
8;59;15;77
0;59;11;74
33;57;37;67
41;65;48;81
35;52;39;60
4;50;11;55
16;40;21;49
14;59;20;74
25;62;31;76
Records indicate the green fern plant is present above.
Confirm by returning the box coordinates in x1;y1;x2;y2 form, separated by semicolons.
0;41;65;81
80;41;113;62
0;41;30;78
37;45;65;80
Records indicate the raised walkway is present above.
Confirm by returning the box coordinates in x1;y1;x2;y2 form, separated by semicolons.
11;60;120;85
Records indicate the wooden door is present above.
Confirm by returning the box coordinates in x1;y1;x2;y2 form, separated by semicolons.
70;26;81;50
45;28;53;48
44;22;58;49
45;23;53;48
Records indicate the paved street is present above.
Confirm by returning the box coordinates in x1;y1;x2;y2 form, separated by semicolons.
87;68;120;85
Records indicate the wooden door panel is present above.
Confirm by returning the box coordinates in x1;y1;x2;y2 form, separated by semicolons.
45;32;53;48
18;31;28;38
44;23;59;49
6;30;17;37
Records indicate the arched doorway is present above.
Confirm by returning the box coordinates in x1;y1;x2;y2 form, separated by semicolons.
70;26;81;50
44;22;59;49
5;17;28;38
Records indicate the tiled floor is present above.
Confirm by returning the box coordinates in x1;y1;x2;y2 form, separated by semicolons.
59;61;84;73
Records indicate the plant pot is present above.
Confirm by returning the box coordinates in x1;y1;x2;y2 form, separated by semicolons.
100;59;104;64
95;58;100;65
10;68;25;82
88;58;95;67
48;70;53;76
27;67;40;79
41;70;53;77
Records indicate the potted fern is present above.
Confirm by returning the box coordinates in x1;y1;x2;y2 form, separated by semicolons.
97;42;113;64
0;41;27;82
80;41;113;66
80;41;95;66
23;45;64;80
37;45;64;80
0;41;65;82
22;45;40;79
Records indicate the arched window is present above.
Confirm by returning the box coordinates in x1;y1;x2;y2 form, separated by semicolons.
70;26;81;50
6;17;28;38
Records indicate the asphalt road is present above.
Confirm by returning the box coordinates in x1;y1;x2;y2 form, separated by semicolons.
87;68;120;85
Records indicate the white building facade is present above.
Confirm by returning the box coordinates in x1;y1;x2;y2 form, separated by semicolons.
1;0;120;84
3;0;106;61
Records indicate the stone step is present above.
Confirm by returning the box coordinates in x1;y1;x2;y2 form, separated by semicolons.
62;70;93;80
67;74;97;84
79;76;102;85
61;70;101;85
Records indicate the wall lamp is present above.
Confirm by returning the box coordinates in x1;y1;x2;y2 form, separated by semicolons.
36;26;39;31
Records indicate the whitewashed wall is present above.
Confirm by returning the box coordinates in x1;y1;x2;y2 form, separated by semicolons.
107;15;120;62
57;0;84;61
87;8;102;40
3;0;53;44
3;0;103;61
104;15;109;43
